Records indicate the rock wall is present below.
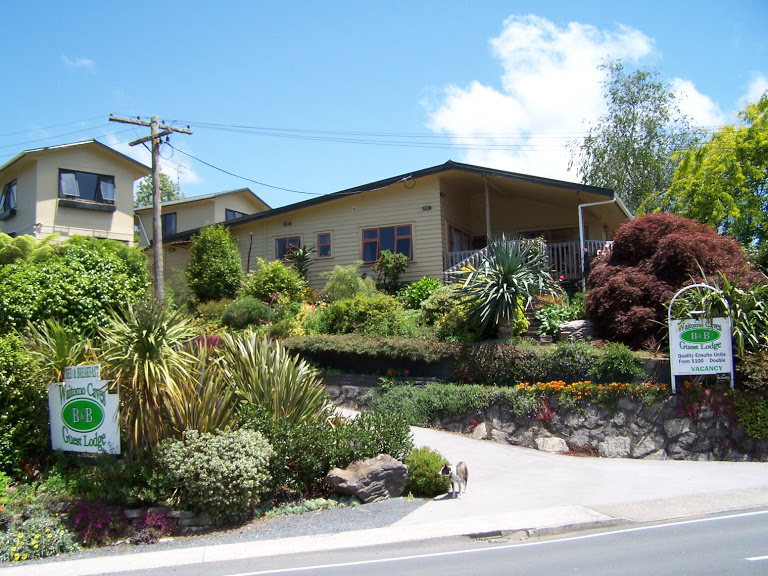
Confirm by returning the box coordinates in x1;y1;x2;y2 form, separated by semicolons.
330;384;768;462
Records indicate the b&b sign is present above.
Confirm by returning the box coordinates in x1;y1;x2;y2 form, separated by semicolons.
669;317;733;392
48;364;120;454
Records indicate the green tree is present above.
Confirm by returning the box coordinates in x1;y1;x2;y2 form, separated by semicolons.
186;225;244;302
134;172;183;207
569;60;700;213
655;93;768;248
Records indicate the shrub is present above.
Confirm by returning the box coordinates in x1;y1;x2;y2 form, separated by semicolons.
404;447;450;497
371;250;409;294
321;262;377;303
736;352;768;392
534;303;581;338
365;383;491;426
339;410;414;463
0;515;79;562
186;225;244;302
241;258;307;303
221;296;271;329
156;429;274;521
589;342;646;383
731;391;768;439
398;276;441;310
586;213;762;349
314;294;417;337
284;244;316;282
0;333;48;478
543;342;597;384
452;342;546;386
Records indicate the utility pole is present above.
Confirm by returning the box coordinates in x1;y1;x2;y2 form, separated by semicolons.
109;114;192;301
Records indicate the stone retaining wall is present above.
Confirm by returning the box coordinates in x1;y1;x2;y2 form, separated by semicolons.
328;384;768;462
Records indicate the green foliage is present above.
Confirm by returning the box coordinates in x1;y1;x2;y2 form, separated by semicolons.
366;383;491;426
0;333;49;477
156;429;274;521
98;298;197;455
285;244;316;282
221;296;271;329
313;294;417;337
589;342;646;383
731;391;768;439
452;342;547;386
0;233;59;265
218;333;333;425
543;341;597;384
655;93;768;248
255;495;359;518
534;303;581;338
321;262;377;303
24;318;94;383
0;236;150;336
194;298;230;332
371;250;409;294
569;60;701;212
398;276;441;310
0;515;79;563
241;258;307;303
452;236;558;332
186;225;244;302
404;447;450;497
339;410;413;462
134;172;183;207
736;352;768;392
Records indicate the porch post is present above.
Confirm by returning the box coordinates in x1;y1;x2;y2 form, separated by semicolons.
484;179;491;239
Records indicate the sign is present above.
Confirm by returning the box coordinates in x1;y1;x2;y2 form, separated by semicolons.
48;364;120;454
669;317;733;391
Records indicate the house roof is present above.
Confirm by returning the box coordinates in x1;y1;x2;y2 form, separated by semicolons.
134;187;270;212
0;139;151;175
162;160;631;243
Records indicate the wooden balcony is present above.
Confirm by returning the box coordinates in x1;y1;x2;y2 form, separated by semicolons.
443;240;613;282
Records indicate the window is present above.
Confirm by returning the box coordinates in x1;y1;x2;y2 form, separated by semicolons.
161;212;177;236
317;232;332;258
58;170;116;204
362;224;412;263
0;180;17;220
447;224;470;252
225;209;247;221
275;236;300;260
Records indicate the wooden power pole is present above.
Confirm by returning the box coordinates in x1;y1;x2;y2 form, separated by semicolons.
109;115;192;301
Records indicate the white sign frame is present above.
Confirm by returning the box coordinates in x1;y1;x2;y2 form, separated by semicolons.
48;364;121;454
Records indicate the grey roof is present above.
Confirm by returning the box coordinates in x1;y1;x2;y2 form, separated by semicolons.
0;139;151;174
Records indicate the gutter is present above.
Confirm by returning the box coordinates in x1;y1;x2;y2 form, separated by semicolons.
578;194;631;289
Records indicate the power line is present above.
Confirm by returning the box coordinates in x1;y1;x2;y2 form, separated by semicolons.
0;115;107;138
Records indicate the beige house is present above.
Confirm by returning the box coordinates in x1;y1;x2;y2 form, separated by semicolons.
0;140;149;244
158;161;632;288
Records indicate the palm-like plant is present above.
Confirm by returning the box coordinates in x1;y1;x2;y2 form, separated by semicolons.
98;298;197;456
453;235;559;334
24;318;96;382
218;332;333;424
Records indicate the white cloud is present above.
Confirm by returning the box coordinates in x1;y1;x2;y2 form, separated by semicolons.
426;15;659;181
743;74;768;105
62;55;95;71
671;78;727;127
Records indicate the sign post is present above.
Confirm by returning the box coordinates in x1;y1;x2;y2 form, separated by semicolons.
48;364;120;454
668;285;734;394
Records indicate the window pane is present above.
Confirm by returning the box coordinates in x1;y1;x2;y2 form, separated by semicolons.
396;238;411;258
8;182;15;209
276;238;287;259
60;172;79;197
318;233;330;245
363;241;378;263
363;229;378;240
99;179;116;202
379;227;395;253
76;172;98;201
161;213;176;236
318;244;331;257
396;225;411;236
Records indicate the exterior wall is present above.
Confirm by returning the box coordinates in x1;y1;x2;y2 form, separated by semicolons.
212;193;268;223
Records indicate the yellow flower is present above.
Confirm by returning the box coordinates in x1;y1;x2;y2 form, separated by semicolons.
10;546;16;552
33;544;38;549
13;553;19;562
47;533;53;539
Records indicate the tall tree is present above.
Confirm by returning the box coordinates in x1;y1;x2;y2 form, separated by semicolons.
569;61;700;213
134;172;183;207
656;93;768;248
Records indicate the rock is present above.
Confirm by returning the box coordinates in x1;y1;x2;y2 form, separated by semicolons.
325;454;409;503
557;319;594;342
535;436;569;453
598;436;631;458
632;435;662;458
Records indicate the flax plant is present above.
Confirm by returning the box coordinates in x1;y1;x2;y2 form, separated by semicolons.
24;318;96;383
99;298;197;456
218;332;333;424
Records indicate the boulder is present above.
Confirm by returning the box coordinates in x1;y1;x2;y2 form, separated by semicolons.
325;454;409;503
535;436;569;453
557;319;595;342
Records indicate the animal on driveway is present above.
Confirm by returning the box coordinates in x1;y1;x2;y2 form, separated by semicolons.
439;461;468;498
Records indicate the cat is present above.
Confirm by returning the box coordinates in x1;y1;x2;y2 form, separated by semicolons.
439;461;468;498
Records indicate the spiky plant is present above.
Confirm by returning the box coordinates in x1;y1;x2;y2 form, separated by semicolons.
218;332;333;424
24;318;95;383
98;298;197;456
453;235;559;333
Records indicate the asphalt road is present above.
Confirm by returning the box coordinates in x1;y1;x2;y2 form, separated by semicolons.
67;509;768;576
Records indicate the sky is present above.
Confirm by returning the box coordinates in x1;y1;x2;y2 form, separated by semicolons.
2;1;766;209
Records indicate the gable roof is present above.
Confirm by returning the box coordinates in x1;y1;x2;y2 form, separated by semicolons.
0;139;151;175
134;187;270;212
162;160;631;243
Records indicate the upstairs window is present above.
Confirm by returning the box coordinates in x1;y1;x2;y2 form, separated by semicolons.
362;224;412;263
0;180;17;219
225;209;247;221
317;232;332;258
275;236;300;260
161;212;177;236
59;170;116;204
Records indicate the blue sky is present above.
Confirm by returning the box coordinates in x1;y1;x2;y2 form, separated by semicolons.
2;1;766;208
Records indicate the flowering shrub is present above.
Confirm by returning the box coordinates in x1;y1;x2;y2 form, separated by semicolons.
0;516;79;562
156;429;274;521
71;499;125;546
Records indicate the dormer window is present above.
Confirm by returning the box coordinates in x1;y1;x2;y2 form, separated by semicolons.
59;170;116;205
0;180;17;220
